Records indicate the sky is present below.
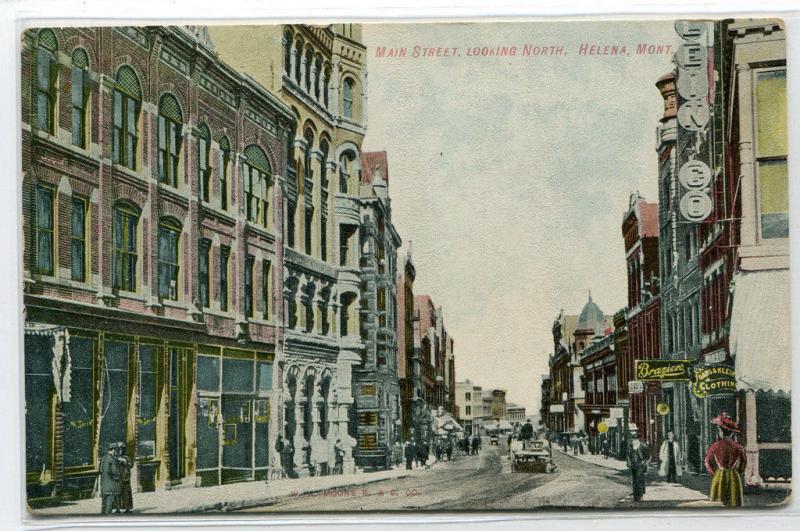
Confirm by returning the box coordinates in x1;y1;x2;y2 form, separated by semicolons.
361;21;682;414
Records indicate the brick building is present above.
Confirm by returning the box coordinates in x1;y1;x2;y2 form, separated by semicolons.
23;26;292;501
621;193;662;449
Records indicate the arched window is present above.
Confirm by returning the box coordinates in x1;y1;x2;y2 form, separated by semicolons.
158;217;181;301
313;56;322;100
323;64;331;109
243;145;272;228
283;29;292;74
157;93;183;186
342;77;354;119
319;139;329;188
303;128;314;180
71;48;90;147
339;151;353;194
112;66;141;170
36;29;58;134
218;136;231;211
112;202;140;292
197;123;211;202
304;48;312;92
294;38;303;83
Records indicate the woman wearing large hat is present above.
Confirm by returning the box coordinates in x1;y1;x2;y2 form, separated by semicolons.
704;413;747;507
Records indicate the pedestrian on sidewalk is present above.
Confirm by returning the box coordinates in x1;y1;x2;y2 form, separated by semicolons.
333;439;345;475
114;442;133;514
659;431;682;483
404;438;416;470
472;433;480;455
602;436;610;459
99;443;120;515
705;413;747;507
281;441;297;478
444;438;452;462
463;435;471;456
626;432;650;502
393;440;403;468
420;439;430;467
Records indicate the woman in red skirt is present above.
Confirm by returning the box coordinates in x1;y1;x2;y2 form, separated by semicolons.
704;413;747;507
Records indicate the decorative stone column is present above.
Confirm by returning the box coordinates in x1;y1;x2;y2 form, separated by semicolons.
293;401;305;468
336;349;361;474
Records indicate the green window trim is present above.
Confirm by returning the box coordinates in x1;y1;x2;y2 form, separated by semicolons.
35;185;55;276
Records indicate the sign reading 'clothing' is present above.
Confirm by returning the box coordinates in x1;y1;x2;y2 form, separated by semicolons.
635;360;691;381
691;363;736;398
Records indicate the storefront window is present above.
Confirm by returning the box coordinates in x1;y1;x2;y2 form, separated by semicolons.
223;358;254;394
256;361;272;393
197;355;220;392
63;336;94;468
25;335;54;475
137;344;158;458
100;341;129;455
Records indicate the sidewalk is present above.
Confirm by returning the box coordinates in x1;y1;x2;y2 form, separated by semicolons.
554;447;708;504
31;460;439;516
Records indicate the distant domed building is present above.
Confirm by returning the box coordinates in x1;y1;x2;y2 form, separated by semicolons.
574;292;613;352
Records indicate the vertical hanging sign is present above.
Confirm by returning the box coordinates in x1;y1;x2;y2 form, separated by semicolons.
675;21;714;222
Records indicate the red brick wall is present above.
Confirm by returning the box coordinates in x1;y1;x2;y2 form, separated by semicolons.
22;26;289;347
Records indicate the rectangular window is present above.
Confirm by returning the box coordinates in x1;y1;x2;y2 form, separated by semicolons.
158;116;181;186
262;260;271;320
158;224;180;300
320;215;327;262
70;196;86;282
220;149;229;211
112;207;138;291
113;92;138;170
199;239;210;308
287;202;296;248
36;48;56;133
755;69;788;239
219;246;229;312
244;254;254;318
71;65;89;147
35;186;54;276
137;344;158;458
63;336;94;468
305;209;313;255
199;137;210;202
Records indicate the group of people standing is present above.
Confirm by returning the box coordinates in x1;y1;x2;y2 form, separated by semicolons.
626;413;747;507
402;437;430;469
99;442;133;515
272;435;348;478
434;433;482;462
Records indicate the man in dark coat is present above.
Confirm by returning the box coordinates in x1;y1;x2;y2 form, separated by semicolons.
626;432;650;502
520;420;534;441
418;439;430;466
99;443;120;515
114;442;133;513
281;441;296;478
472;434;480;455
334;439;346;475
404;438;416;470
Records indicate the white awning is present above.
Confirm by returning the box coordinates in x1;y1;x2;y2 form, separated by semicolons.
729;269;791;392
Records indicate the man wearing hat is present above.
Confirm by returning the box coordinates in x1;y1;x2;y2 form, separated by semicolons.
115;442;134;513
626;431;650;502
99;443;120;515
705;413;747;507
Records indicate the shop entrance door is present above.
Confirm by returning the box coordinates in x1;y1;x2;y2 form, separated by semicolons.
221;396;253;483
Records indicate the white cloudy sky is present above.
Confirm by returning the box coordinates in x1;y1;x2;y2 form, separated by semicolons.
361;21;682;413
